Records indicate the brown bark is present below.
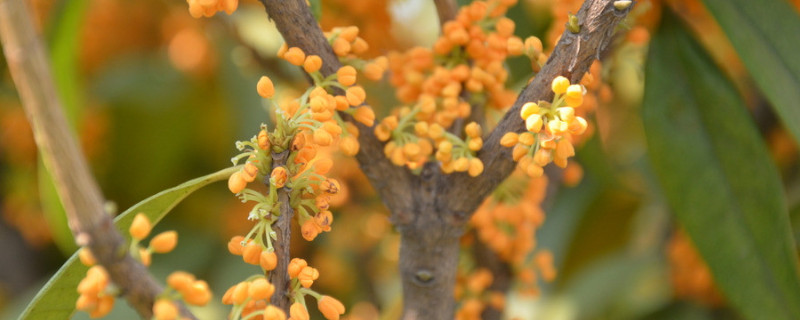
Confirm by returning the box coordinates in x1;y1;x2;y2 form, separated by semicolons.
257;0;631;317
434;0;459;27
268;150;294;310
0;0;196;318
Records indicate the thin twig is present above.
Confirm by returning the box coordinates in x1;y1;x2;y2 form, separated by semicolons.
0;0;196;318
268;150;293;310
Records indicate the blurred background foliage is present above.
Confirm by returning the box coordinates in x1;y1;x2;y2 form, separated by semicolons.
0;0;799;319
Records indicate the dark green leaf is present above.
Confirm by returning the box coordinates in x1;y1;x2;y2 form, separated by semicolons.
699;0;800;145
642;10;800;320
19;166;238;319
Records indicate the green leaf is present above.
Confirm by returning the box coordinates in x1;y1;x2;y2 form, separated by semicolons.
18;166;238;320
642;10;800;320
699;0;800;145
309;0;322;20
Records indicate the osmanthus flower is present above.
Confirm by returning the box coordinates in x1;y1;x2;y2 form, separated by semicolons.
500;76;588;178
76;213;209;319
185;0;238;18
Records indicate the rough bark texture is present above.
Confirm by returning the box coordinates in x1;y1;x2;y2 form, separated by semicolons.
0;0;196;318
258;0;631;318
268;150;294;310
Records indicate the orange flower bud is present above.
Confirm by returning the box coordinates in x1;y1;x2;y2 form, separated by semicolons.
316;195;331;211
534;149;551;167
167;271;195;292
301;219;321;241
495;17;515;37
525;114;543;133
222;285;235;305
315;210;334;231
337;65;357;86
320;179;340;194
184;280;211;306
428;123;444;139
555;139;575;159
89;295;114;318
403;143;421;158
288;258;308;278
290;302;310;320
139;247;152;266
303;55;322;73
79;248;96;266
242;241;262;265
292;133;306;151
260;250;277;271
339;135;360;156
551;76;570;94
313;129;333;146
270;166;288;188
353;106;375;127
264;305;287;320
298;266;320;288
512;144;528;161
346;86;366;106
332;37;351;56
258;129;270;150
453;157;469;172
569;116;588;135
284;47;306;66
351;37;369;54
526;163;544;178
277;43;288;58
248;278;275;300
240;163;257;183
317;295;346;320
500;132;518;147
518;132;535;146
227;235;245;255
468;158;484;177
150;231;178;253
465;122;481;138
338;26;359;42
507;36;524;55
232;281;250;305
130;213;151;240
228;171;247;194
468;137;483;151
364;62;384;81
257;76;275;99
153;299;178;320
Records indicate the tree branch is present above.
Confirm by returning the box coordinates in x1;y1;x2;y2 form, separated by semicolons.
268;150;293;310
441;0;631;216
0;0;195;318
255;0;630;318
433;0;458;27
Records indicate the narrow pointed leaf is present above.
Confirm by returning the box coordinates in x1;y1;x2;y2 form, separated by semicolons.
699;0;800;145
642;11;800;320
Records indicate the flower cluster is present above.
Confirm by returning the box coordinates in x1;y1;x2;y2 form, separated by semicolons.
365;0;552;175
219;258;345;320
185;0;237;18
500;76;588;178
76;213;208;319
454;268;505;320
224;45;362;319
